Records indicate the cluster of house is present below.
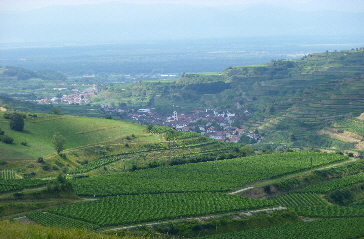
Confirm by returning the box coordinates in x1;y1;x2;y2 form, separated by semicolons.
36;85;97;105
102;105;260;143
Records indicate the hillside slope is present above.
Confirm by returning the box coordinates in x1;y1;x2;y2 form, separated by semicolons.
102;48;364;151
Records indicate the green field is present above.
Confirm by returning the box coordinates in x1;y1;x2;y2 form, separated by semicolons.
0;112;158;160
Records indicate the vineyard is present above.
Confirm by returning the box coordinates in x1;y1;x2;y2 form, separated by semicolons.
335;118;364;136
205;218;364;239
71;151;348;196
69;137;222;174
1;148;362;237
272;193;328;207
27;211;99;230
298;172;364;193
0;170;16;179
42;192;275;227
294;205;364;217
0;178;49;193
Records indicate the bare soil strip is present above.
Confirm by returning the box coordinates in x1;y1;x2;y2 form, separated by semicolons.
103;206;287;232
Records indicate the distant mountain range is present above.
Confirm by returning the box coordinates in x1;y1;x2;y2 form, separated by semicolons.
1;3;364;44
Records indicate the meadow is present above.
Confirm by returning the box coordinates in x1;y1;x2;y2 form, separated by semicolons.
0;112;153;160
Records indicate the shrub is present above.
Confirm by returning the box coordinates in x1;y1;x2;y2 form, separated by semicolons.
0;135;14;144
42;164;50;171
24;172;36;178
3;113;11;119
10;113;25;131
328;189;354;205
264;185;272;194
13;192;24;198
37;157;44;163
46;174;74;193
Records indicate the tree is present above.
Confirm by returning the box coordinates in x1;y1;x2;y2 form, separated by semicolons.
51;108;61;115
10;113;24;131
52;132;66;154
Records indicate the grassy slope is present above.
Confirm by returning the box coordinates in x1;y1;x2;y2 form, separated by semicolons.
0;112;153;160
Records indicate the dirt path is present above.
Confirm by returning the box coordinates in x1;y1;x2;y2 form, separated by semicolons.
228;157;360;195
228;187;253;195
102;206;287;232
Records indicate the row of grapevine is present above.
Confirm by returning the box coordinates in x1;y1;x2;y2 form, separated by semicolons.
71;152;349;196
49;192;276;226
164;131;201;140
335;118;364;135
294;205;364;217
27;211;99;230
148;125;171;133
0;184;17;193
298;172;364;193
0;179;49;193
0;170;16;179
272;193;328;207
69;140;218;174
204;218;364;239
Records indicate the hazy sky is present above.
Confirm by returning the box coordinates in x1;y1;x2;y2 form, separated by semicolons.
1;0;364;12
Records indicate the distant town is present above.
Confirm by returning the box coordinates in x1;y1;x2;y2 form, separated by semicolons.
102;105;261;144
36;84;98;105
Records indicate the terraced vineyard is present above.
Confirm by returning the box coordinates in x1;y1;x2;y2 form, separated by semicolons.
69;137;222;174
335;118;364;136
42;192;275;226
298;172;364;193
71;151;348;196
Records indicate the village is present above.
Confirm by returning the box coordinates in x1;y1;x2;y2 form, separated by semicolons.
35;84;97;105
102;105;261;143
